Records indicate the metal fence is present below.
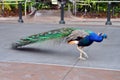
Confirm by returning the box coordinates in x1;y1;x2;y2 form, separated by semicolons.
72;0;120;15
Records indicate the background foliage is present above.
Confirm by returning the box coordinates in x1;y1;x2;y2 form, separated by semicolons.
0;0;120;18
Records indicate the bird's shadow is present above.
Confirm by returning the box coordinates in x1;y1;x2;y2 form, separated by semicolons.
13;47;58;54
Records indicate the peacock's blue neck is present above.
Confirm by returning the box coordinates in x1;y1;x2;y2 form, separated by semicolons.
89;32;103;42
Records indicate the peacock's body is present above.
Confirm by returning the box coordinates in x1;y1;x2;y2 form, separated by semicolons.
12;27;107;60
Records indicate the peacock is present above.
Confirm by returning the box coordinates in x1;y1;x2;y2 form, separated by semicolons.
12;27;107;60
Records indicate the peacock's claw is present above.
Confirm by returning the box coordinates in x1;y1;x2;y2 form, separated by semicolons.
78;57;86;60
84;54;88;58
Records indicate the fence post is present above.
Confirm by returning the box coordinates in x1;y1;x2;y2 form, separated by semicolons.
59;1;65;24
105;2;112;25
18;2;24;23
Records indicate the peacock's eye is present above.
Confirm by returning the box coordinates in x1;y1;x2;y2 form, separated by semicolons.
98;33;102;36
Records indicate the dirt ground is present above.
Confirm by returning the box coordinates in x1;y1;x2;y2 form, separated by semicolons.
0;9;120;18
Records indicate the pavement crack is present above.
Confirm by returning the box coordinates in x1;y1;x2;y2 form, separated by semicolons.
62;59;80;80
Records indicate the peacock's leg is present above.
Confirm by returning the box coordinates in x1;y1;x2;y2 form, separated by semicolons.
80;47;88;58
77;46;86;60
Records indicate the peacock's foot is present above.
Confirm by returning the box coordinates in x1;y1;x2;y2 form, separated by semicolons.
84;54;88;58
78;57;86;60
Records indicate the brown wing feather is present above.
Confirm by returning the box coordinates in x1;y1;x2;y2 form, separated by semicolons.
66;30;89;42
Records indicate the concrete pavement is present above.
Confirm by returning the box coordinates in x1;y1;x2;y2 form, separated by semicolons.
0;23;119;69
0;62;120;80
0;13;120;80
0;23;120;80
0;16;120;26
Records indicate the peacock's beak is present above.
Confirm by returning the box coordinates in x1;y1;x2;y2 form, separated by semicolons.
105;36;107;39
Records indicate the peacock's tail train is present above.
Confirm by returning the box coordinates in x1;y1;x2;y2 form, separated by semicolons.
12;28;77;49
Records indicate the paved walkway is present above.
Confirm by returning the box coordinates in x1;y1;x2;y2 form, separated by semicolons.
0;15;120;80
0;62;119;80
0;15;120;26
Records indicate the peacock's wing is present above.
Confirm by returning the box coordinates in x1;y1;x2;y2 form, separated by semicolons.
66;29;91;42
12;28;76;48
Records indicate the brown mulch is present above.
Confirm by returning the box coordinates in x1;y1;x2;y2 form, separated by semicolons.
0;9;120;18
76;12;120;18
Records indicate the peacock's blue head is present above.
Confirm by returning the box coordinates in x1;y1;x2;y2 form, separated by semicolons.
102;34;107;39
99;33;107;39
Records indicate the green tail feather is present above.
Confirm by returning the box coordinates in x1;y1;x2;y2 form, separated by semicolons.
12;27;77;48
